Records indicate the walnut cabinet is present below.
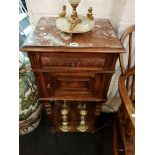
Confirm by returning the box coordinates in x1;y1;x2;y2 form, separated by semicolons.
20;17;125;132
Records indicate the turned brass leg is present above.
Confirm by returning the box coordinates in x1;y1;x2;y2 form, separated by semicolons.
77;103;88;132
59;101;71;132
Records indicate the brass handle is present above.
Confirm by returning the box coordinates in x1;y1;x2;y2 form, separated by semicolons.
47;84;51;89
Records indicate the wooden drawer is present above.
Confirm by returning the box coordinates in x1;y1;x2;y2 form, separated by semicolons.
40;53;107;70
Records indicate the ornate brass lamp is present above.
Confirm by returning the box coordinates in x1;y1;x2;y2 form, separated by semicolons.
56;0;94;33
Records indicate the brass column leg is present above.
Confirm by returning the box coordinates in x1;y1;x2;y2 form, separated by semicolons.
44;101;56;133
77;103;88;132
59;101;71;132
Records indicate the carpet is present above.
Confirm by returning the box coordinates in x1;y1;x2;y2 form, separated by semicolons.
19;112;115;155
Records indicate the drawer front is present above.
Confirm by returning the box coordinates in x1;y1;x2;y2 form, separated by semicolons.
40;53;107;70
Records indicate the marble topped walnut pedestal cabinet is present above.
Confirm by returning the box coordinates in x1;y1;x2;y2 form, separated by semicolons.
20;17;125;133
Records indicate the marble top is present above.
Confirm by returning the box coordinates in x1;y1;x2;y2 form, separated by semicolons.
21;17;124;51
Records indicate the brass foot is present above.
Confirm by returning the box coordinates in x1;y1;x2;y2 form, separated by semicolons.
77;124;88;132
60;125;71;132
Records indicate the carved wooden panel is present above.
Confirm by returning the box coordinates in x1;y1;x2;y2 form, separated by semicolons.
41;56;105;68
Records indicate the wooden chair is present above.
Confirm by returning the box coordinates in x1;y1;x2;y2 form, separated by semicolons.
116;25;135;155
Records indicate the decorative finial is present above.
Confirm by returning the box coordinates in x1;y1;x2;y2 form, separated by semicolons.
87;7;94;20
59;5;66;17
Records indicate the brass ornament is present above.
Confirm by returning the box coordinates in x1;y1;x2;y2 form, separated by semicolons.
59;5;66;17
87;7;94;20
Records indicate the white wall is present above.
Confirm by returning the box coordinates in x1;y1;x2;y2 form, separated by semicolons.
25;0;135;111
26;0;134;32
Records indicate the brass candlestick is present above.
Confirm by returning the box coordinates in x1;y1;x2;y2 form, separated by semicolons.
59;101;71;132
77;104;88;132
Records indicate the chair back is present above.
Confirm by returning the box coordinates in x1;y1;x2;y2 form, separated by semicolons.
118;25;135;155
119;25;135;74
119;25;135;107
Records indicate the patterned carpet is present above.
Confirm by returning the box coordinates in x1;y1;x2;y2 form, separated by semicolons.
20;112;115;155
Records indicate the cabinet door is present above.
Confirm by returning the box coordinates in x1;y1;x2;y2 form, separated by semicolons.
45;72;112;101
45;72;94;97
46;73;94;99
